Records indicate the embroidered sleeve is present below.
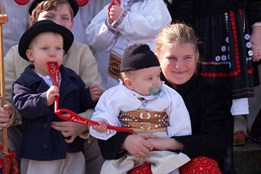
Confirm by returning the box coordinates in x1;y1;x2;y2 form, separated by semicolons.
105;10;128;34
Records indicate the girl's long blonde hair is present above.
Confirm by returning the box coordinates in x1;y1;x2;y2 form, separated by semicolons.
156;23;200;58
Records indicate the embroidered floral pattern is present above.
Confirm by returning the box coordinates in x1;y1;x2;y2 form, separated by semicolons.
200;10;253;77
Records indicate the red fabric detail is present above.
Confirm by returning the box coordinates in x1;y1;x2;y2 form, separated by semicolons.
14;0;30;5
179;156;222;174
0;160;2;168
0;144;19;174
128;162;152;174
75;0;89;6
2;153;12;174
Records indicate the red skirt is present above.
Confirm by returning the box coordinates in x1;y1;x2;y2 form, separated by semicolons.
180;156;221;174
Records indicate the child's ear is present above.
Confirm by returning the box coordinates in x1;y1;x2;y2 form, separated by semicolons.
123;78;134;90
26;49;34;62
196;52;200;61
70;20;74;30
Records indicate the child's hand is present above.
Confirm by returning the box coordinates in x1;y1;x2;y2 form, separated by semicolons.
251;26;261;62
52;121;88;143
92;120;107;132
0;104;13;128
46;85;59;106
108;0;122;24
89;84;102;102
122;134;153;158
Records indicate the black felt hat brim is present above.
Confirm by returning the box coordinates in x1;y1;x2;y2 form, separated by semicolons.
18;20;74;61
28;0;79;17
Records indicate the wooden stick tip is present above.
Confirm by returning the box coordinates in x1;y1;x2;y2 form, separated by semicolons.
0;14;8;24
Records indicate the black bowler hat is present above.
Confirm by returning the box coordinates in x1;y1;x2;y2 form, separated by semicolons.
28;0;79;17
18;20;74;61
120;44;160;72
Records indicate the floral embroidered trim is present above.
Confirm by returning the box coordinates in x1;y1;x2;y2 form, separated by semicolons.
112;10;128;29
200;10;253;78
105;20;119;34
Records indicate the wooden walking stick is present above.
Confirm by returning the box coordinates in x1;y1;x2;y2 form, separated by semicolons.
0;5;10;174
0;4;19;174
